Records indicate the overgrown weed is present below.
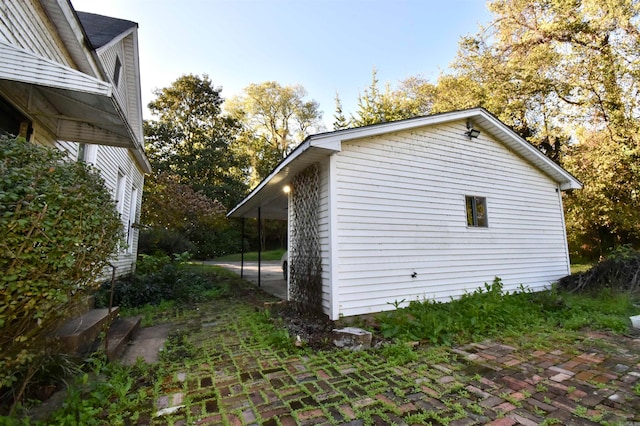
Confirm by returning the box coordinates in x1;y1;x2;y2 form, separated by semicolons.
377;277;637;344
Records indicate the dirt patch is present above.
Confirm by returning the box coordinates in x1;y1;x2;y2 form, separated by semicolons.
266;301;390;350
267;302;336;350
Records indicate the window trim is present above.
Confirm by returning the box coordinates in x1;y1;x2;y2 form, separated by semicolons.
126;186;138;254
113;56;122;87
115;170;127;215
465;195;488;228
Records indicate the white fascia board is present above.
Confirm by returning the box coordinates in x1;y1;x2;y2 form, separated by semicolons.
227;139;341;218
94;26;136;54
308;109;480;146
40;0;103;77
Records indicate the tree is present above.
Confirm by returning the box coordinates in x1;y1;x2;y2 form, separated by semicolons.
227;81;323;185
143;74;249;258
145;74;248;208
349;69;436;127
439;0;640;258
563;130;640;259
333;93;349;131
139;173;240;258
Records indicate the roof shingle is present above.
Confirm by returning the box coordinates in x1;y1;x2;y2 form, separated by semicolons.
77;11;137;49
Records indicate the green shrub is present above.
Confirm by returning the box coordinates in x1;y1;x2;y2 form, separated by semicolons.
137;227;196;257
0;137;123;412
95;253;230;308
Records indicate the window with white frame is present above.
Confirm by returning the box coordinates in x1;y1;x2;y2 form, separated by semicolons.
126;186;138;253
115;171;126;216
77;143;97;164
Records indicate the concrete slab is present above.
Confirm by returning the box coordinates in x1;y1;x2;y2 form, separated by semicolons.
205;260;288;300
119;323;171;365
105;316;141;361
55;307;120;354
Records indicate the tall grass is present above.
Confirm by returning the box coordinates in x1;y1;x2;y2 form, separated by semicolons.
377;278;637;345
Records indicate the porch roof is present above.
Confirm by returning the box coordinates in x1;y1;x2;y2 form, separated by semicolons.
0;41;151;173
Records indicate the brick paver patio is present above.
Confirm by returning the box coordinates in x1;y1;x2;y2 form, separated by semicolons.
148;296;640;425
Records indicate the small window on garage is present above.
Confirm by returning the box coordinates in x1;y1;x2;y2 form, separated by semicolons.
466;196;488;228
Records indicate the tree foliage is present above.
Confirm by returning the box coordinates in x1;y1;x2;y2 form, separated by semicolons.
0;137;123;410
333;93;349;131
140;173;240;258
447;0;640;258
145;74;248;208
227;81;323;185
142;75;249;258
345;68;436;128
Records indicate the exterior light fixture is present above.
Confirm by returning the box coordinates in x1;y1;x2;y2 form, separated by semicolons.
465;120;481;139
283;185;291;194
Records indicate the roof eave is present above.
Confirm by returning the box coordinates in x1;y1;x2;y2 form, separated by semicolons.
0;41;151;173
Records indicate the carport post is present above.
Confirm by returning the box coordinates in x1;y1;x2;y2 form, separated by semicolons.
240;217;245;278
258;207;261;288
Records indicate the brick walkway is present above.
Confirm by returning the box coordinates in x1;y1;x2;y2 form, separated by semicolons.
150;299;640;425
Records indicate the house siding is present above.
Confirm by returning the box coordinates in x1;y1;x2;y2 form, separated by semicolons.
95;145;144;275
0;0;145;279
97;41;128;118
334;120;570;317
0;1;70;64
318;157;331;315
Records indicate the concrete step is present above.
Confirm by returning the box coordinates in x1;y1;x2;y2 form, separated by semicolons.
55;307;120;354
104;316;142;361
119;323;171;365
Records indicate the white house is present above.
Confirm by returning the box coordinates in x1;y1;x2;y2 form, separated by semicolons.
228;108;582;320
0;0;150;277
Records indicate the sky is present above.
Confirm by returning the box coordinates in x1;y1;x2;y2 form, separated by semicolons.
70;0;492;129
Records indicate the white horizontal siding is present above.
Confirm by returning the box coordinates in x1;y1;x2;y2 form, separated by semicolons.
0;0;71;65
96;31;144;145
94;145;145;277
97;41;128;117
123;33;144;144
334;121;570;317
1;0;145;282
318;157;331;315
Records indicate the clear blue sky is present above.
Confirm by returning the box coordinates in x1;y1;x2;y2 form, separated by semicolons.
71;0;492;129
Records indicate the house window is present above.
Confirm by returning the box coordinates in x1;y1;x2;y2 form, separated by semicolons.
115;171;126;215
466;196;488;227
126;186;138;253
113;56;122;87
77;143;97;164
0;96;32;140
